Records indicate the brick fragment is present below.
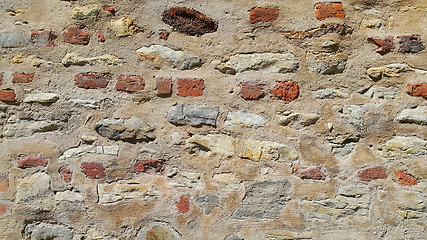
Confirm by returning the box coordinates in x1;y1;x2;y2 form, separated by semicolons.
135;160;165;174
75;73;110;89
270;80;299;101
156;77;172;96
0;90;16;102
0;72;3;85
80;162;105;179
367;36;394;55
407;83;427;98
292;166;326;180
398;35;425;53
249;7;279;23
159;29;170;40
0;201;12;216
63;26;90;45
176;195;190;213
116;75;145;92
393;170;418;186
102;6;115;15
239;81;265;100
0;176;8;192
17;155;48;168
60;167;73;183
96;32;105;42
177;78;204;97
162;7;218;36
315;2;345;20
31;29;57;47
12;72;34;83
358;166;387;181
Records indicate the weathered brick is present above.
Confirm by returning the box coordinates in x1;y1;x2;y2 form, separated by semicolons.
60;167;73;183
249;7;279;23
75;73;110;89
31;29;57;47
176;195;190;213
177;78;204;97
17;155;48;169
239;81;265;100
0;72;3;85
358;166;387;181
292;166;326;180
116;75;145;92
270;80;299;101
162;7;218;36
102;6;115;15
367;36;394;55
315;2;345;20
393;170;418;186
80;162;105;179
135;160;165;174
0;176;8;192
285;23;352;39
12;72;34;83
159;29;170;40
0;90;16;102
96;32;105;42
398;35;425;53
156;77;172;96
407;83;427;98
63;26;90;45
0;201;12;216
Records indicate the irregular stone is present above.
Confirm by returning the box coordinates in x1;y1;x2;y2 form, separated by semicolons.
307;53;347;75
136;222;182;240
396;106;427;125
315;2;345;20
63;26;90;45
393;170;418;186
186;134;236;159
162;7;217;36
333;104;365;128
398;35;425;53
0;32;29;48
167;103;219;126
313;88;349;99
239;139;298;162
177;78;204;97
17;155;48;168
80;162;105;179
396;191;425;212
24;223;73;240
135;160;165;175
270;81;299;101
225;110;266;128
116;75;145;92
10;54;51;67
239;81;265;100
62;53;123;66
232;181;290;219
284;23;352;39
249;7;279;23
360;19;386;29
109;17;140;37
31;29;57;47
0;73;3;85
136;45;203;70
98;179;158;203
358;166;387;181
195;194;220;214
94;117;156;141
367;63;427;81
58;145;96;161
407;83;427;98
75;73;111;89
16;172;50;202
23;92;59;103
55;190;84;202
72;4;100;20
69;99;99;109
292;165;326;180
265;230;312;240
364;86;398;100
214;53;299;74
212;173;240;185
278;112;320;129
379;136;427;159
322;40;339;52
3;120;59;138
367;36;394;55
176;195;190;213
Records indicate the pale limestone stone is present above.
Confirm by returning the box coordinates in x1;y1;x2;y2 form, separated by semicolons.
16;173;50;202
278;112;320;129
81;135;98;143
395;106;427;125
240;139;298;162
186;134;236;159
98;179;158;204
61;52;123;66
360;19;386;29
69;99;99;109
95;117;156;141
23;92;59;103
3;120;60;138
396;191;425;213
307;53;347;75
136;45;203;70
72;4;99;20
55;190;84;202
109;17;140;37
212;173;240;184
225;110;266;128
58;145;119;161
266;230;312;240
10;54;51;67
364;86;398;100
313;88;349;99
379;136;427;158
367;63;427;81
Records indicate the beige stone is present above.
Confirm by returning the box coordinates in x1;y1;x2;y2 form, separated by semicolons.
240;139;298;162
61;53;123;66
16;173;50;202
186;134;236;159
379;136;427;159
109;17;140;37
98;179;158;204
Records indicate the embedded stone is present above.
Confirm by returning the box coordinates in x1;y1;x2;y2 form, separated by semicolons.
239;81;265;100
55;190;84;202
239;139;298;162
16;172;50;202
177;78;204;97
176;195;190;213
75;73;111;89
31;29;57;47
307;53;347;75
284;23;352;39
10;54;51;67
162;7;218;36
186;134;236;159
278;112;320;129
292;166;326;180
313;88;349;99
396;106;427;125
23;92;59;103
80;162;105;179
136;45;203;70
94;117;156;141
98;179;158;203
315;2;345;20
72;4;100;20
360;19;386;29
195;194;220;214
116;75;145;92
156;77;172;96
0;32;29;48
358;166;387;181
393;170;418;186
136;222;182;240
63;27;90;45
379;136;427;158
62;53;123;66
3;120;60;138
364;86;398;100
24;223;73;240
225;110;266;128
167;103;219;126
0;90;16;102
109;17;140;37
17;155;48;168
12;72;34;83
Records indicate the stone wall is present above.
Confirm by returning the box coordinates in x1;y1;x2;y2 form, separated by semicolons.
0;0;426;239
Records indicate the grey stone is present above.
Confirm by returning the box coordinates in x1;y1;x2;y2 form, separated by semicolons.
2;120;60;138
313;88;349;99
167;103;219;126
225;110;266;128
136;45;203;70
232;181;290;219
278;112;320;129
136;222;181;240
364;86;398;100
307;53;347;75
94;117;156;141
196;194;220;214
396;106;427;125
0;32;29;48
25;223;73;240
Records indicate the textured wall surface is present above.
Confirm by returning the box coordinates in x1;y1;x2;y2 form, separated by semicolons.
0;0;426;239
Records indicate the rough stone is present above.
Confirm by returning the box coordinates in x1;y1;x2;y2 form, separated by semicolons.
167;103;219;126
23;92;59;103
364;86;398;100
62;53;123;66
55;190;84;202
307;53;347;75
136;222;182;240
0;32;29;48
278;112;320;129
212;173;240;185
239;139;298;162
10;54;51;67
102;5;115;15
63;26;90;45
407;83;427;98
367;36;394;55
249;7;279;23
315;2;345;20
396;106;427;125
379;136;427;159
98;179;158;203
3;120;59;138
232;181;290;219
177;78;204;97
398;35;425;53
270;81;299;101
367;63;427;81
393;170;418;186
109;17;140;37
162;7;217;36
72;4;99;20
16;172;50;202
195;194;220;214
75;73;111;89
31;29;57;47
25;223;73;240
284;23;352;39
225;110;266;128
360;19;386;29
136;45;203;70
94;117;156;141
116;75;145;92
239;81;265;100
313;88;349;99
186;134;236;159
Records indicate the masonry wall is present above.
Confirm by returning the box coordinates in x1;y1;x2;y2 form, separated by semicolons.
0;0;426;239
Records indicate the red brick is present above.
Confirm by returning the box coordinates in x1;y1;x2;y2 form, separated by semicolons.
239;81;265;100
159;29;170;40
176;195;190;213
177;78;204;97
0;72;4;85
156;77;172;96
17;155;48;169
31;29;57;47
80;162;105;179
60;167;73;183
249;7;279;24
96;32;105;42
407;83;427;98
63;26;90;45
0;176;8;192
292;166;326;180
12;72;34;83
367;36;394;55
315;2;345;20
102;6;116;15
135;160;165;175
0;201;12;216
358;166;387;181
116;75;145;92
393;170;418;186
270;80;299;101
0;90;16;102
75;73;110;89
398;35;425;53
